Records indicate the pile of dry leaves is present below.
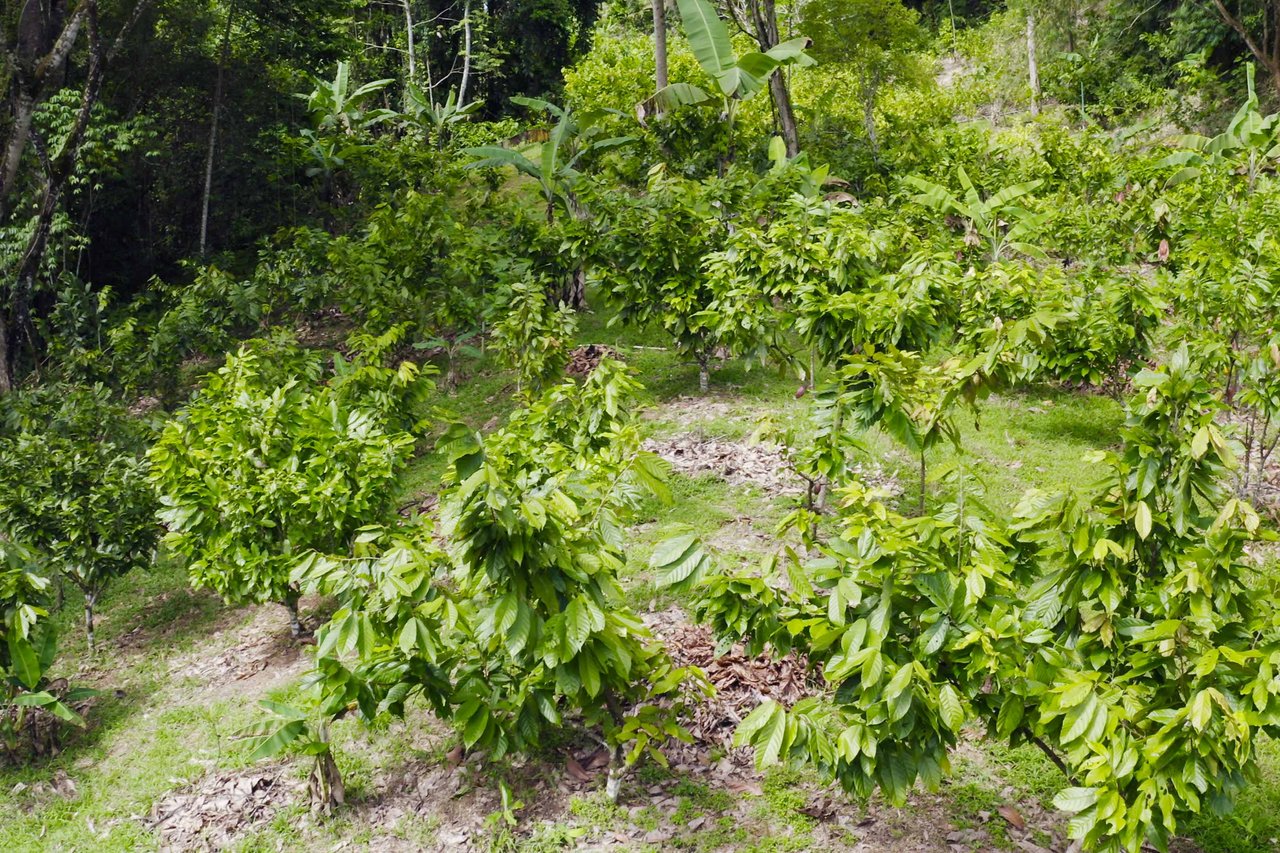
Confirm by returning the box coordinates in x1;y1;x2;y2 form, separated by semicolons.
648;614;811;748
642;434;800;495
565;343;620;378
147;766;303;851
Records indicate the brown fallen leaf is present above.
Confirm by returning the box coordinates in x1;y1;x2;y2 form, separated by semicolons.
799;796;837;820
445;745;464;767
725;778;763;796
997;804;1026;831
583;748;611;771
566;757;593;783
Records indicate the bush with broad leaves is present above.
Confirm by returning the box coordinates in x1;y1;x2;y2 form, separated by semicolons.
657;346;1280;853
251;360;706;811
149;336;430;634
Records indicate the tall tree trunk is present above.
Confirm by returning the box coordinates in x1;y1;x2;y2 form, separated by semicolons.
199;0;236;258
0;318;11;394
862;77;880;162
401;0;416;83
284;590;305;637
84;589;97;654
0;88;38;219
10;0;106;380
769;70;799;156
0;0;92;221
0;0;149;392
421;16;436;109
748;0;800;157
653;0;668;115
1026;13;1039;116
458;0;472;106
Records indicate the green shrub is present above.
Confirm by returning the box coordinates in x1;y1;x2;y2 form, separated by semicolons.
0;384;158;652
149;339;429;633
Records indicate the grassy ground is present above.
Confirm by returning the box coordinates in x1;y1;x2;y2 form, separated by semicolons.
3;303;1279;852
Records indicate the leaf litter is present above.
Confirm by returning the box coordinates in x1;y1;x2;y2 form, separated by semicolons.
146;764;303;851
642;433;802;495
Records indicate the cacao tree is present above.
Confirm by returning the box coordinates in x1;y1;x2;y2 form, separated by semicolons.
660;346;1280;853
0;384;158;653
149;339;428;635
276;360;704;810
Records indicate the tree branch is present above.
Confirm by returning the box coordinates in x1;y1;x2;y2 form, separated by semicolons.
1210;0;1277;75
1023;729;1079;786
108;0;155;63
32;0;92;83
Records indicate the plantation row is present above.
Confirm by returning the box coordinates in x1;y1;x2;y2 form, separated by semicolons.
5;2;1280;851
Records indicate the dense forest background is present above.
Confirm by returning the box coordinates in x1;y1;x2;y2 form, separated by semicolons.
0;0;1273;390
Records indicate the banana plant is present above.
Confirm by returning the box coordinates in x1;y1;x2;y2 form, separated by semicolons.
301;61;397;134
404;85;482;150
905;167;1048;263
243;700;344;816
464;97;633;224
656;0;813;106
1157;64;1280;190
295;61;398;188
1;542;95;762
641;0;813;161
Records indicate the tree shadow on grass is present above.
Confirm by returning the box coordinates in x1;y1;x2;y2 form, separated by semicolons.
995;388;1126;450
0;561;248;788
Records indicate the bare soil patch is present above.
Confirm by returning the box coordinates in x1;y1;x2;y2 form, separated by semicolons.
166;602;312;700
110;587;228;657
342;755;570;852
647;610;812;751
642;394;774;426
705;516;778;557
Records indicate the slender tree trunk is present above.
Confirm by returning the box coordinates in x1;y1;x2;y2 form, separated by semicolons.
199;0;236;258
559;267;587;310
422;28;436;108
458;0;472;106
0;1;92;220
0;319;11;394
0;89;37;220
605;742;625;801
401;0;416;83
919;451;927;514
10;0;105;379
308;723;346;815
1026;13;1039;116
748;0;800;156
601;689;627;802
84;590;97;654
0;0;150;391
284;590;304;637
653;0;668;115
769;71;800;157
862;72;880;162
